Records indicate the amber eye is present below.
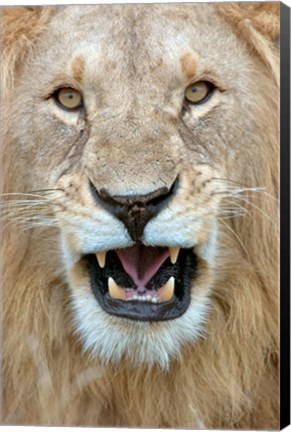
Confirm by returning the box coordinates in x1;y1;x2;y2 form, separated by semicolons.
184;81;214;104
55;87;83;110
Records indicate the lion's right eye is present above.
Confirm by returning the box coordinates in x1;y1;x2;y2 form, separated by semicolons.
184;81;214;105
55;87;83;110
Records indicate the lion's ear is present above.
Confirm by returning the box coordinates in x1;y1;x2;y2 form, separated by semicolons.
1;6;52;93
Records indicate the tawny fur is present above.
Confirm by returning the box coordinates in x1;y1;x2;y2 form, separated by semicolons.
1;4;279;429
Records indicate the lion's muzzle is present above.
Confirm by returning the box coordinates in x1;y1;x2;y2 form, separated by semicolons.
89;177;179;242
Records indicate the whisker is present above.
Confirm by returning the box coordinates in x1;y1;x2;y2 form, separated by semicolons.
219;209;245;217
28;188;64;193
1;189;62;232
3;218;58;232
220;219;250;260
219;199;255;221
213;187;266;195
211;179;277;200
218;214;244;220
211;177;250;186
1;200;54;209
231;195;275;223
1;192;58;199
234;192;279;202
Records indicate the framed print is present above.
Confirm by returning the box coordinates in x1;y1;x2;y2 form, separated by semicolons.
1;2;289;430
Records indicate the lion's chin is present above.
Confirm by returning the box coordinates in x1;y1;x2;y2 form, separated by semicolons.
68;244;213;368
71;287;210;368
84;246;198;321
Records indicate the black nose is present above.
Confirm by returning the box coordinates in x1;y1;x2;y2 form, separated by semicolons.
90;178;178;242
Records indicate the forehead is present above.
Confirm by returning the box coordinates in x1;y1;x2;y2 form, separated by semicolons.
49;4;207;43
39;4;238;78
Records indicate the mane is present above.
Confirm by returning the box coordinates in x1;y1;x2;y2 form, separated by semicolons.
216;2;279;85
1;6;53;97
1;4;279;428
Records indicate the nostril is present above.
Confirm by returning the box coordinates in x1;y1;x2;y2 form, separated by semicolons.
144;178;178;208
100;185;169;207
89;177;179;241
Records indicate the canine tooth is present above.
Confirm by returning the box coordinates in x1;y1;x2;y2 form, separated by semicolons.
152;297;158;303
169;247;180;265
96;251;107;268
158;277;175;302
108;277;126;300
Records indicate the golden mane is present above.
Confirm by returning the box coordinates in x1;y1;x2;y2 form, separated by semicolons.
217;2;280;84
1;4;279;428
1;7;53;97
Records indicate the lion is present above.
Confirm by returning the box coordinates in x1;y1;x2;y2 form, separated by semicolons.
1;3;279;429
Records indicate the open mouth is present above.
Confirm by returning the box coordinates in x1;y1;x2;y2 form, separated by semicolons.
84;245;198;321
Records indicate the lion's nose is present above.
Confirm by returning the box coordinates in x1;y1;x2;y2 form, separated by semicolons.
90;178;178;242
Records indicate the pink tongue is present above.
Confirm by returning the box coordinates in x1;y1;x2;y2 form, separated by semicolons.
116;246;169;292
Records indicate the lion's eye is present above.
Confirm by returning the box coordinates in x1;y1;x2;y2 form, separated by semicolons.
55;87;83;110
184;81;214;104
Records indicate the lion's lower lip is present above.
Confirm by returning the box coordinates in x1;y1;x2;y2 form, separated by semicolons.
84;247;198;321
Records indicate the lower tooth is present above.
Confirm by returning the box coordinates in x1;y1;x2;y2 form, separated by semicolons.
127;295;161;303
158;277;175;302
108;277;126;300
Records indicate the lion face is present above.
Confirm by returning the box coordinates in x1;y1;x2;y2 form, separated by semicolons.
8;4;276;367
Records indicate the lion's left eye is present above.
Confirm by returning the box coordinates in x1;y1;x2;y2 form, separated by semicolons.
184;81;214;104
55;87;83;110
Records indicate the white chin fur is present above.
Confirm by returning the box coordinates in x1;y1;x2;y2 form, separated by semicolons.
70;290;210;369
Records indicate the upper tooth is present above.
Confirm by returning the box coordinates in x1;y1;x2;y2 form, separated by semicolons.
158;277;175;302
169;247;180;264
108;277;126;300
96;251;107;268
